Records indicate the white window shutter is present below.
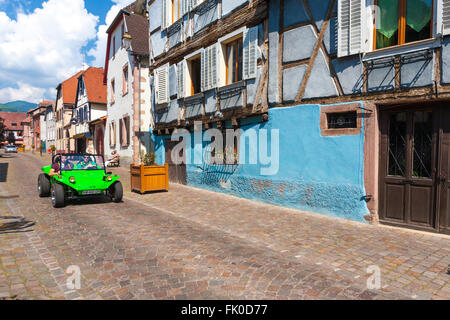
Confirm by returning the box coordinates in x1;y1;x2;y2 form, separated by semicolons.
349;0;363;55
243;29;250;79
338;0;350;57
443;0;450;35
243;26;258;80
183;0;190;15
162;0;167;29
338;0;363;57
156;65;169;104
210;44;218;89
191;0;199;9
177;60;185;99
201;48;207;91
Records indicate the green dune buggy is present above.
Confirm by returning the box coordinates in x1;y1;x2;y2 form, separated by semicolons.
38;154;123;208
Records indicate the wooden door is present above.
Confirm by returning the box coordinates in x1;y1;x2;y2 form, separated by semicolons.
380;109;438;232
165;139;187;185
438;107;450;235
96;127;104;156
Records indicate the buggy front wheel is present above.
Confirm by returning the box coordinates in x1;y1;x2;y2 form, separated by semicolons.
51;183;65;208
110;181;123;203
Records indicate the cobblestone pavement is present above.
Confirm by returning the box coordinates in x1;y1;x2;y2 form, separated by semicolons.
0;152;448;300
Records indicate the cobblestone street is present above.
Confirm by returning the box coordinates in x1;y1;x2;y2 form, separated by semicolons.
0;152;449;300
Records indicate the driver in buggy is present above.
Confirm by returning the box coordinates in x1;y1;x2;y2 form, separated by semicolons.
49;156;61;177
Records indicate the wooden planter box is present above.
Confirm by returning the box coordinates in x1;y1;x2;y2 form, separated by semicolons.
130;163;169;193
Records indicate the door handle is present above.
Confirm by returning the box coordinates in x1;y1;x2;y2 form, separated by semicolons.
438;173;447;184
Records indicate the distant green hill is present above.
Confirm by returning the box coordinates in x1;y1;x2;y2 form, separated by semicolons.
0;101;37;113
0;104;16;112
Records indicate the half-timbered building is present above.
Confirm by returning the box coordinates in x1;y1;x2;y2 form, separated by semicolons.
140;0;450;234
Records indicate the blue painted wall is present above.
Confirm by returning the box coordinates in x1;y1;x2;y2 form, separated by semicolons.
154;103;369;222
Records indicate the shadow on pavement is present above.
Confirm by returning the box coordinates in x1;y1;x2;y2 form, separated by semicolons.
0;163;8;182
65;195;121;207
0;216;35;234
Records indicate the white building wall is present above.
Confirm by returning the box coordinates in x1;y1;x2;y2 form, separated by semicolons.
104;20;135;165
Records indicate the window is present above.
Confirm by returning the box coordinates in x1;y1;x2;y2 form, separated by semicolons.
225;37;243;85
11;123;17;127
84;106;88;122
123;65;129;95
207;129;240;165
162;0;194;28
320;104;362;136
111;79;115;104
171;0;181;24
374;0;433;50
217;26;258;87
188;56;201;96
109;121;116;146
79;80;85;97
113;36;116;57
327;112;357;129
119;117;130;147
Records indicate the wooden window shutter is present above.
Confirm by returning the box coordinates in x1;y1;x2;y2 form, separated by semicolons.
182;0;190;15
119;119;123;146
162;0;168;29
191;0;200;10
210;43;218;89
201;44;218;91
243;26;258;80
177;60;185;98
156;65;169;104
443;0;450;35
201;47;207;91
113;122;116;146
337;0;363;57
125;117;130;146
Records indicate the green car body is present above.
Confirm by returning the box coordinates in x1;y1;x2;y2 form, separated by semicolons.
38;154;123;208
40;165;120;195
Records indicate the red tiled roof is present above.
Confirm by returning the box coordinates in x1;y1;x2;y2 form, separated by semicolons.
0;112;27;129
80;67;107;104
60;70;84;105
38;100;54;107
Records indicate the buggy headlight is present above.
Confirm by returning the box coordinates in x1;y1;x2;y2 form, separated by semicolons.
107;175;112;182
69;176;76;184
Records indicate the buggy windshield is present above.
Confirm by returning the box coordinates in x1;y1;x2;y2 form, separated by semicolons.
59;155;105;171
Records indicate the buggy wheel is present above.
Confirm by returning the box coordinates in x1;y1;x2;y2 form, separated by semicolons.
51;183;65;208
111;181;123;203
38;174;50;197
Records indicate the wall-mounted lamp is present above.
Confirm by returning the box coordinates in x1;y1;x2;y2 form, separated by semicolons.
123;32;132;51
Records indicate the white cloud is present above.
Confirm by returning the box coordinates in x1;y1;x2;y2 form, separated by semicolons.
0;82;54;104
88;0;135;68
0;0;98;103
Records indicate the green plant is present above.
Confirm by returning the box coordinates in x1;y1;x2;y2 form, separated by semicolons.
141;152;156;166
49;145;56;151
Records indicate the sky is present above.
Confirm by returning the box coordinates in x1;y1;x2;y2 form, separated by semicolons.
0;0;135;104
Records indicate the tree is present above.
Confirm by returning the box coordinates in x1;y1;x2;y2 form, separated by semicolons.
7;132;15;145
